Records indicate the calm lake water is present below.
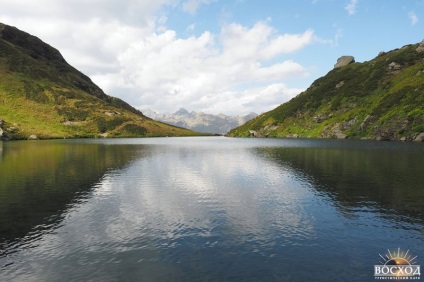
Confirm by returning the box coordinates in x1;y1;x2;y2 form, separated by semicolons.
0;137;423;281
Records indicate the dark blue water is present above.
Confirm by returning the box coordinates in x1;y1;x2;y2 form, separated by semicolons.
0;137;423;281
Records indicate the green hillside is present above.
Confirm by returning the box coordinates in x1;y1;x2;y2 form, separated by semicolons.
228;42;424;141
0;23;203;140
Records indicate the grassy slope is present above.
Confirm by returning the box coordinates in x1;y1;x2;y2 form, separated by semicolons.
228;43;424;140
0;23;203;139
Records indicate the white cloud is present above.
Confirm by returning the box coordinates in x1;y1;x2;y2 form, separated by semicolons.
345;0;358;15
314;28;343;48
110;21;311;114
0;1;312;115
186;23;196;32
182;0;215;14
409;12;419;25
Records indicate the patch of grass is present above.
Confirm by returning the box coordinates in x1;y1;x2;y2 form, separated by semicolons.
0;24;207;139
228;42;424;139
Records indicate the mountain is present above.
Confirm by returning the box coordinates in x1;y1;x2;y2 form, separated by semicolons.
142;108;257;135
228;41;424;141
0;23;202;140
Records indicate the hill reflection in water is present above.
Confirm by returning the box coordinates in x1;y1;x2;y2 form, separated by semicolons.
0;140;145;249
253;140;424;228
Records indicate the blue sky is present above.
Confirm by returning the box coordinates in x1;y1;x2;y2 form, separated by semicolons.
0;0;423;115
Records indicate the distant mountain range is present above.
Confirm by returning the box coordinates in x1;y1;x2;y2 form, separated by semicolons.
228;41;424;141
142;108;257;134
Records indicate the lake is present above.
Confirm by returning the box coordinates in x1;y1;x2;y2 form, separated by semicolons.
0;137;423;281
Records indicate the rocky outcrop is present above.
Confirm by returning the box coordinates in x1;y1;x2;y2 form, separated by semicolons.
388;62;402;71
359;115;377;131
321;123;348;139
413;132;424;142
416;40;424;53
335;81;345;89
334;56;355;68
332;124;348;139
249;130;268;138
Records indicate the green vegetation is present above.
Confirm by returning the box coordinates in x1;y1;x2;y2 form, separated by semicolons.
0;23;205;140
228;43;424;141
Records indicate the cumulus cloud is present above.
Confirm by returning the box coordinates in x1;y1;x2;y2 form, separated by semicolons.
109;21;312;114
0;0;312;115
345;0;358;15
409;12;419;26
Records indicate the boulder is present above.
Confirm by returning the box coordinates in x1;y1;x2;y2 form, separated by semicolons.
334;132;347;139
28;135;38;140
0;127;3;137
335;81;345;89
334;56;355;68
388;62;402;71
104;111;116;117
330;124;348;139
413;132;424;142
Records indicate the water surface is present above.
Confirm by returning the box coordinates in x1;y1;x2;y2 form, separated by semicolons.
0;137;423;281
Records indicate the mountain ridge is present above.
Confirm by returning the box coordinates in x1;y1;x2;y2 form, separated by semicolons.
142;108;257;134
0;23;203;140
228;41;424;141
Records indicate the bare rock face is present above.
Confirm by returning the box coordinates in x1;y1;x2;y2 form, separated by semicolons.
416;40;424;53
413;132;424;142
334;56;355;69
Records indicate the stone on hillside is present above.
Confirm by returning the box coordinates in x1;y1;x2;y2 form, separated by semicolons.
335;81;345;89
359;115;377;131
416;40;424;53
388;62;402;71
28;135;38;140
413;132;424;142
334;56;355;68
104;111;116;117
334;132;347;139
330;124;348;139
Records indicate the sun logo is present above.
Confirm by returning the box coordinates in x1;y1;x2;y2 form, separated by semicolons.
374;248;421;279
379;248;418;266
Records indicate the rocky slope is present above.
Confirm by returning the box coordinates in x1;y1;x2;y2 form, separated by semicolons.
228;41;424;141
142;108;257;134
0;23;201;140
